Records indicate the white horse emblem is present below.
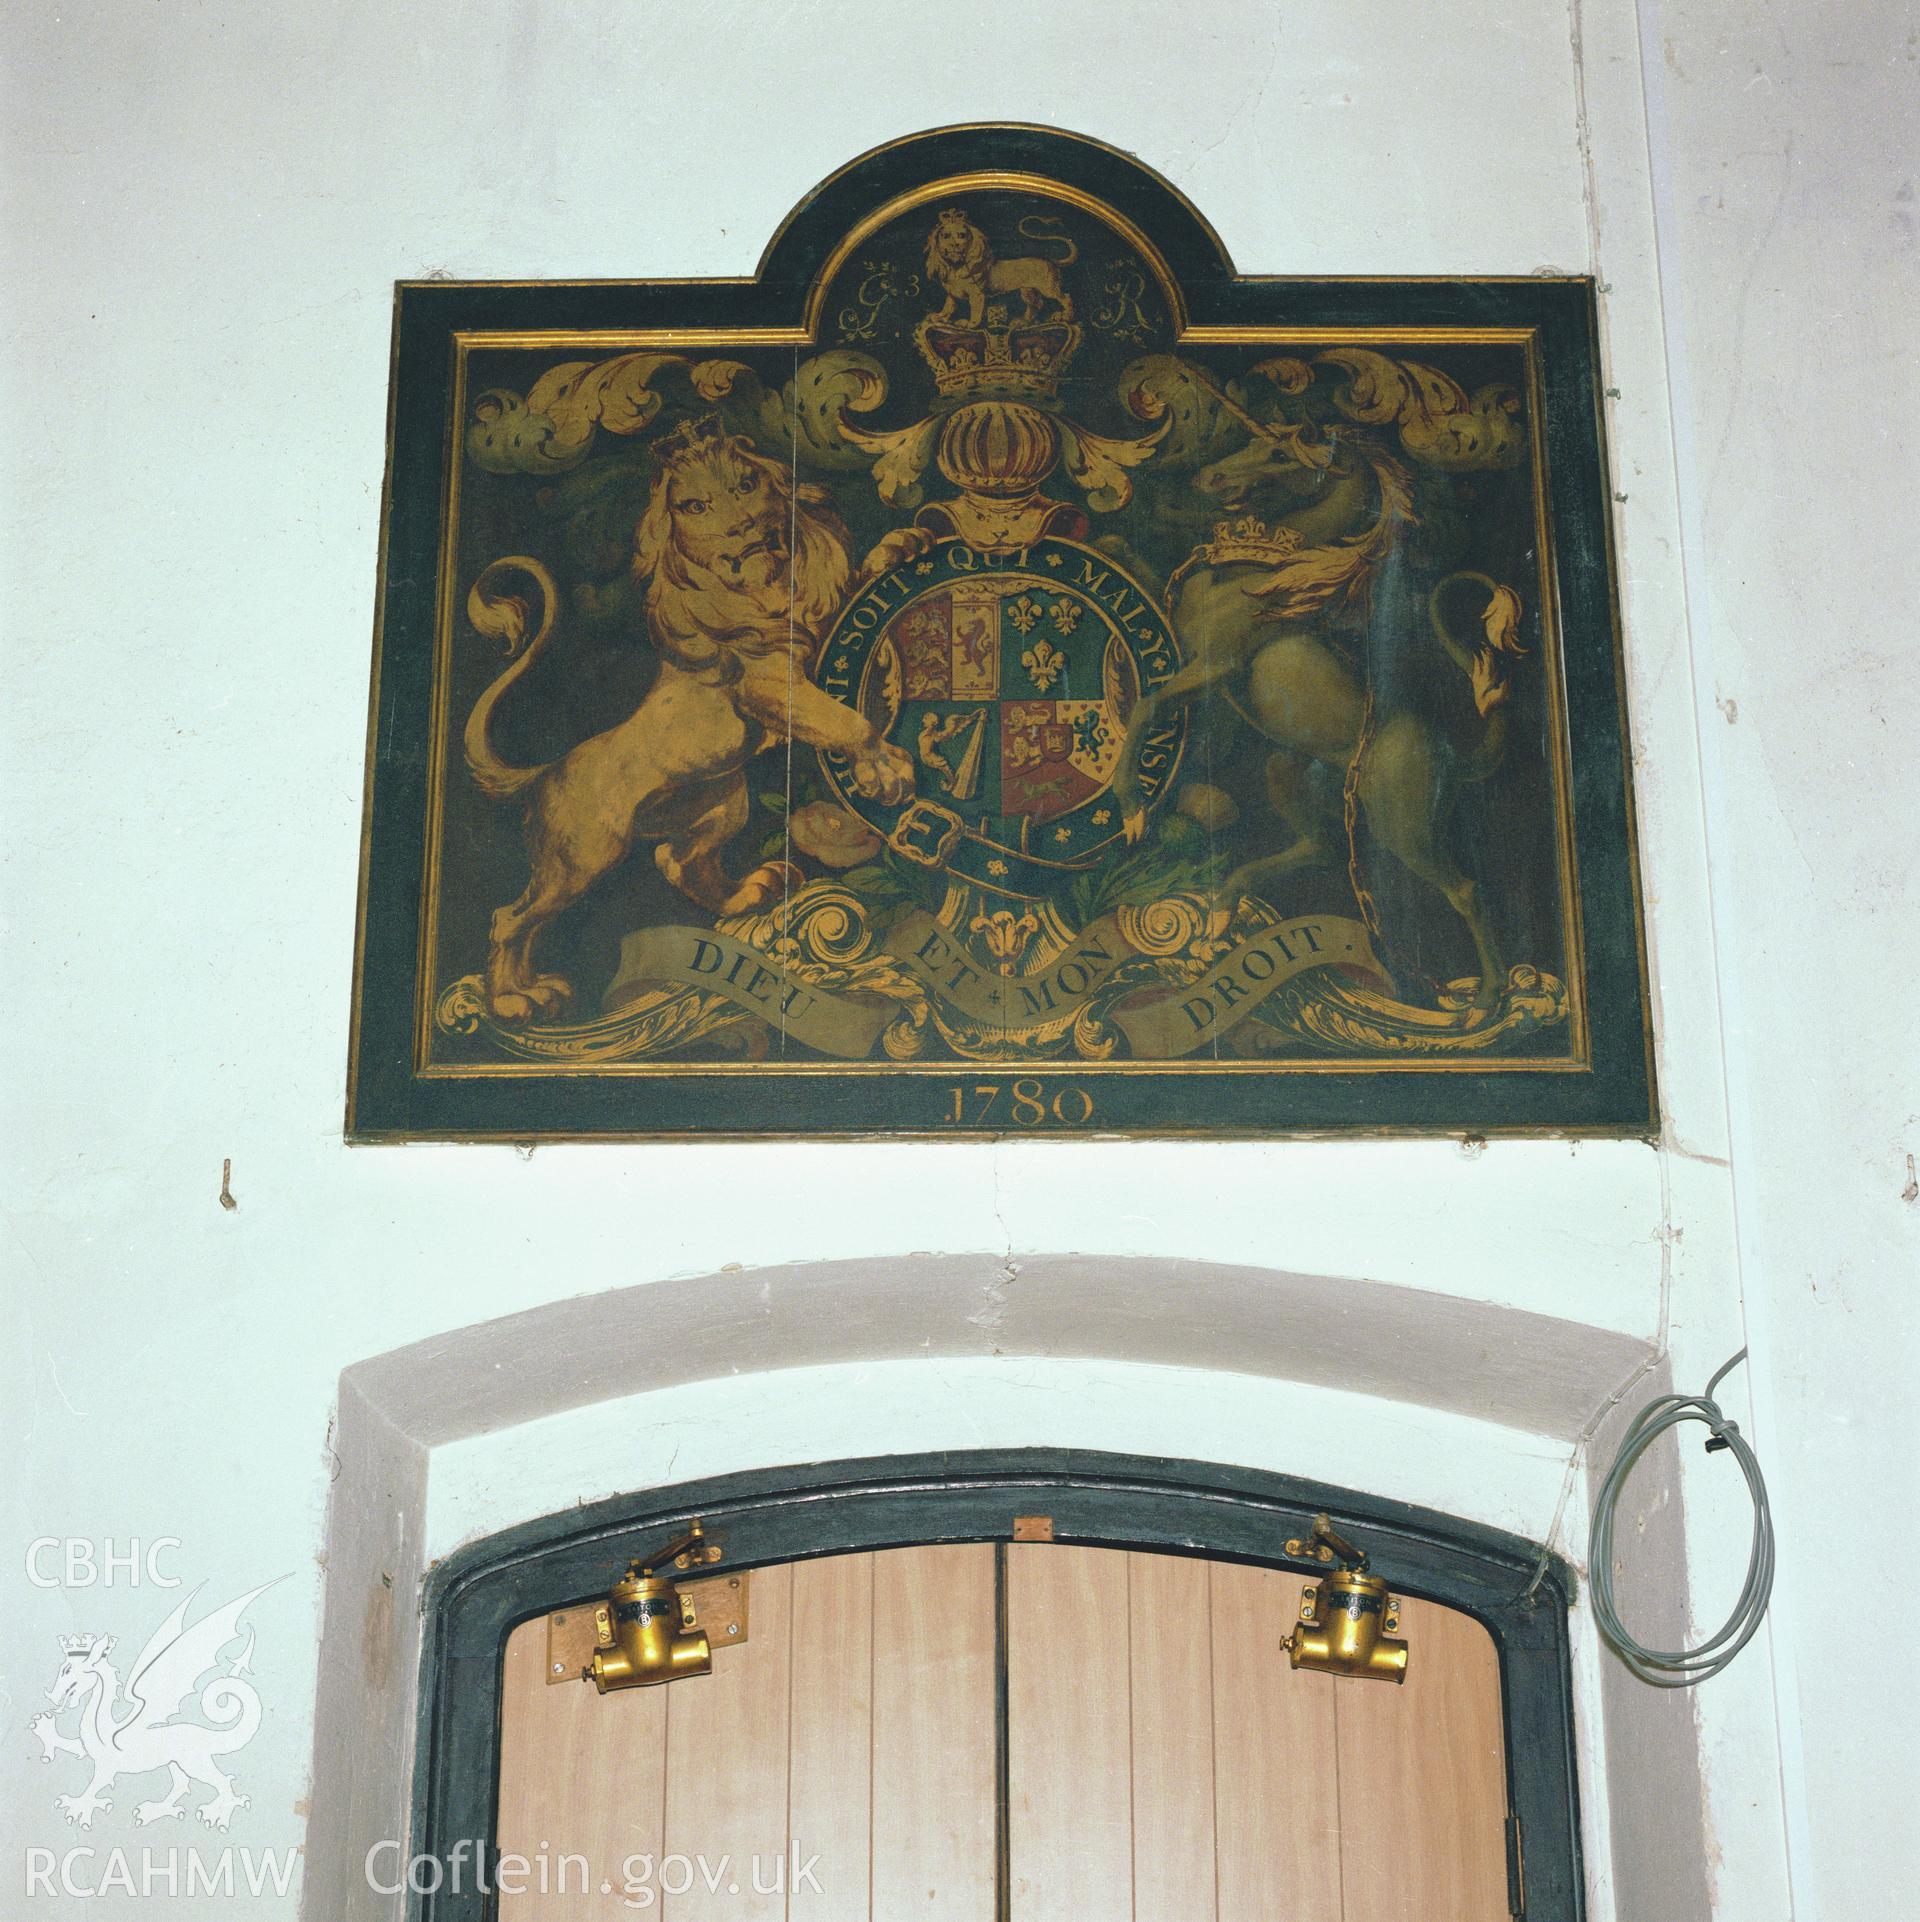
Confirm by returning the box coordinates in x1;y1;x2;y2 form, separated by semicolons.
29;1580;277;1831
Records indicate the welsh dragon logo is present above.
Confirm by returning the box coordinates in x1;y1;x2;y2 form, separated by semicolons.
29;1579;278;1831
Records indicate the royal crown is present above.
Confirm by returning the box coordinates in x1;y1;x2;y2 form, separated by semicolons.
657;412;728;461
1195;515;1308;568
58;1632;102;1655
915;315;1081;400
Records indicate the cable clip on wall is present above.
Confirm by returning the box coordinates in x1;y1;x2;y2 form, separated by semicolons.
1589;1349;1776;1688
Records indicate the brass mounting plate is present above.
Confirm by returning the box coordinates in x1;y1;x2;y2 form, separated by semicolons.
544;1573;750;1685
1012;1515;1055;1542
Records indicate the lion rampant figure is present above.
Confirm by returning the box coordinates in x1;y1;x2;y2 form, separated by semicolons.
925;209;1078;326
30;1582;276;1831
463;421;917;1023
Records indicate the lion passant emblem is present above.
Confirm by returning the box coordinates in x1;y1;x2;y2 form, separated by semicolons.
926;208;1077;325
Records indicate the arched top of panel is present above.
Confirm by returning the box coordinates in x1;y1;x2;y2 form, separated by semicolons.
352;122;1650;1140
752;124;1234;335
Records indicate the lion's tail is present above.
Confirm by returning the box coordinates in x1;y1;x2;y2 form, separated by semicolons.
1429;570;1527;781
1016;213;1078;266
464;556;560;801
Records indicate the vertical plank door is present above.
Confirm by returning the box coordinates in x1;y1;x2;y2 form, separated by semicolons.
1005;1544;1134;1921
497;1542;1510;1922
660;1561;794;1922
1331;1593;1511;1922
1002;1550;1510;1922
497;1544;997;1922
1206;1560;1343;1922
787;1551;875;1922
496;1613;669;1919
870;1543;1000;1922
1127;1549;1220;1922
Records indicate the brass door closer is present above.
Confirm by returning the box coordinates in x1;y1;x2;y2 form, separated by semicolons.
583;1519;724;1693
1282;1513;1409;1683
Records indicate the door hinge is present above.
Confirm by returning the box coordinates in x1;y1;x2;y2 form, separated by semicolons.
1505;1811;1526;1917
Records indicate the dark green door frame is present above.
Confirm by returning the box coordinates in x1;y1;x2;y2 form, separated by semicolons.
408;1449;1582;1918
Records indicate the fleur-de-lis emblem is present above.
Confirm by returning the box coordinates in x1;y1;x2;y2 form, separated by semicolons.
1049;597;1081;636
970;907;1041;974
1022;636;1066;692
1006;594;1042;635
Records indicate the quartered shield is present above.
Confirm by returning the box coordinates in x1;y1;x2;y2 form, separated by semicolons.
816;536;1186;897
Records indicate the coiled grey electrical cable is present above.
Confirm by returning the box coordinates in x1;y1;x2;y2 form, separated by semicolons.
1589;1348;1775;1687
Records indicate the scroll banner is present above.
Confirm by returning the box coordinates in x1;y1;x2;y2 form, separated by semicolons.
1109;914;1388;1058
888;910;1135;1031
607;913;1386;1060
606;927;896;1059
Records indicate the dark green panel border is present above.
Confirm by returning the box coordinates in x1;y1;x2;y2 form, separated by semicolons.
404;1450;1583;1921
347;123;1654;1140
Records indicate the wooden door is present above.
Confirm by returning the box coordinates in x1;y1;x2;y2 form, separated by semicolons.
1004;1545;1511;1922
495;1543;1509;1921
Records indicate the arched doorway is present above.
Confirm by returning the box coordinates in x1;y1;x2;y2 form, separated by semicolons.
409;1453;1578;1919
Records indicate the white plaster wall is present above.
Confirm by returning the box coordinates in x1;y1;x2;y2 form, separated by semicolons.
1630;4;1920;1913
2;1;1908;1918
422;1359;1577;1565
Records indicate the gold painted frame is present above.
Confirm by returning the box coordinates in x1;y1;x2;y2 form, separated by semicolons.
349;125;1652;1139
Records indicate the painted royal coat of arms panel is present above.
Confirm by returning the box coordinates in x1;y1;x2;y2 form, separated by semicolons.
349;127;1653;1138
